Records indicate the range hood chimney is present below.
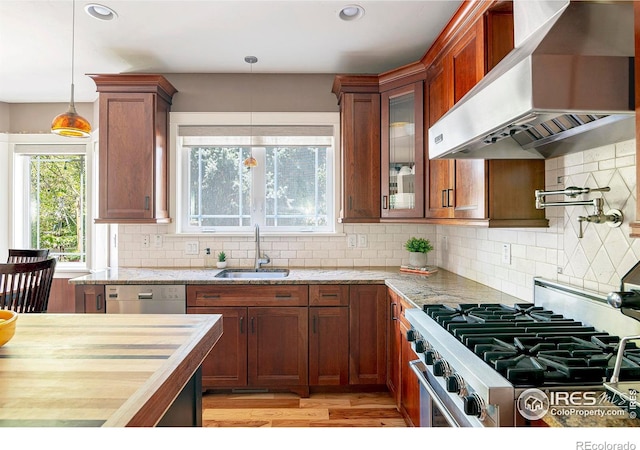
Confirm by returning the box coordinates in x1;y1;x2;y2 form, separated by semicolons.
428;0;635;160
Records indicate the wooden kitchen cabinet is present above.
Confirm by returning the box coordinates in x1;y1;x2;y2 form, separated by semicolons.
74;284;105;313
381;82;425;219
89;74;177;224
186;285;309;395
309;285;349;386
424;5;546;227
400;317;421;427
349;284;387;385
331;76;381;223
387;289;402;405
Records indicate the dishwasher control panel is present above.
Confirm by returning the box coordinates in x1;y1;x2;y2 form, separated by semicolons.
106;285;186;314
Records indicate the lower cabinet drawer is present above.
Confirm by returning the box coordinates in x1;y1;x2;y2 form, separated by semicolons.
187;285;309;307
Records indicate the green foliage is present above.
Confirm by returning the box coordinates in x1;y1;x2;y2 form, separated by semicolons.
30;155;86;262
404;237;433;254
217;251;227;262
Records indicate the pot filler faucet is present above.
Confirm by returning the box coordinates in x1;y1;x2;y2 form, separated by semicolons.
254;224;270;269
534;186;623;238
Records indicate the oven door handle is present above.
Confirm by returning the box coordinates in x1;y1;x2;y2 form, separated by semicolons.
410;359;462;427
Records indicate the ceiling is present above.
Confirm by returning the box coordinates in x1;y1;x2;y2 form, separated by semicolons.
0;0;462;104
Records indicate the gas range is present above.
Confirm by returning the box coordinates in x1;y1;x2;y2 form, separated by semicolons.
405;278;640;427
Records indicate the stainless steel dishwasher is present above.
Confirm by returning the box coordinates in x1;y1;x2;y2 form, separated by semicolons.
105;285;186;314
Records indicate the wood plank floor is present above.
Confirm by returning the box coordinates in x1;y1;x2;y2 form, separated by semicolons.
202;391;408;427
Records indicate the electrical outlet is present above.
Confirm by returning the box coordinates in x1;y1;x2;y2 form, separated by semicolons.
347;234;357;248
142;234;150;248
185;241;199;255
153;234;163;248
357;234;367;248
501;243;511;265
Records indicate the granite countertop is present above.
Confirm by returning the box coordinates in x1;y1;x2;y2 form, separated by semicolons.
69;266;526;309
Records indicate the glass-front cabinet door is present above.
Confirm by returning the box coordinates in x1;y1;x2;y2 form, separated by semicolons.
381;82;424;218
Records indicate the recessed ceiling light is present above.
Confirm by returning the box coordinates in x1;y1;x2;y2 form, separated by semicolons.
84;3;118;21
339;4;365;21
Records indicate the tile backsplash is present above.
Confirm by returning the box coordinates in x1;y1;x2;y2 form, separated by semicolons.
117;139;637;302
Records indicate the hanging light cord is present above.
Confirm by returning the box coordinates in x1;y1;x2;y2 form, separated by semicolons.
69;0;76;107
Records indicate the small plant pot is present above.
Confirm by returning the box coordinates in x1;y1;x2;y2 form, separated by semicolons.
216;261;227;269
408;252;428;268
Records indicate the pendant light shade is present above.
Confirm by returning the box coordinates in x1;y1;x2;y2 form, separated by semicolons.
51;0;91;137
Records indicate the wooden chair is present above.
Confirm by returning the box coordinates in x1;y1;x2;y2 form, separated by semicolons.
7;249;50;263
0;258;57;313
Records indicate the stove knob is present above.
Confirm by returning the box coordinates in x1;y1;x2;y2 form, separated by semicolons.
463;395;482;417
446;375;459;393
424;349;435;365
433;359;446;377
414;340;426;353
406;329;417;342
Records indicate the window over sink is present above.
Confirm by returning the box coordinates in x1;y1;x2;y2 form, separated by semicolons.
173;113;339;234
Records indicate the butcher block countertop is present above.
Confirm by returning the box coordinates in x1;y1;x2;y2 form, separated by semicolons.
69;267;525;308
0;313;222;427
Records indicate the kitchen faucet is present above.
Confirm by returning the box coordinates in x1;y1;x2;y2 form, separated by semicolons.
254;224;270;269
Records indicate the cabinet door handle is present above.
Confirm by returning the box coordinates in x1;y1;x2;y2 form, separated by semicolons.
96;294;103;311
240;316;244;334
382;195;388;209
251;317;255;334
441;189;447;208
349;196;353;210
447;189;453;208
144;196;150;210
391;302;397;320
313;315;317;334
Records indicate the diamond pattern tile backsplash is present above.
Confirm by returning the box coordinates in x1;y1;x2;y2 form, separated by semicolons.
118;138;637;302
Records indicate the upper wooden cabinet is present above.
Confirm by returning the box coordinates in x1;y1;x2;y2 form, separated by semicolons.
89;74;177;224
381;81;425;219
332;76;381;223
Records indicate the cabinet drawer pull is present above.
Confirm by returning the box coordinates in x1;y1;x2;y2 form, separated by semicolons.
320;293;338;298
275;293;292;298
202;294;220;299
382;195;388;209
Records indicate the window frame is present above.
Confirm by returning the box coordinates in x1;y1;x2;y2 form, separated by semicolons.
170;112;341;236
8;133;100;273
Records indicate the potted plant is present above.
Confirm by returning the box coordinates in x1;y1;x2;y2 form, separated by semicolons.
404;237;433;268
216;251;227;269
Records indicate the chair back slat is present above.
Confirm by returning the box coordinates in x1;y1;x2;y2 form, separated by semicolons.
0;258;57;313
7;249;50;263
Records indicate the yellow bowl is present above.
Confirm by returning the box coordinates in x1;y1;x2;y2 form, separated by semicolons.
0;310;18;347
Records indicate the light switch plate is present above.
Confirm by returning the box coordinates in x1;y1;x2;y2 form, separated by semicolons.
357;234;367;248
185;241;199;255
502;243;511;264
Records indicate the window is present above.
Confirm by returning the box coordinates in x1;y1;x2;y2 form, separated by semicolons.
29;154;86;262
175;113;338;234
10;137;96;270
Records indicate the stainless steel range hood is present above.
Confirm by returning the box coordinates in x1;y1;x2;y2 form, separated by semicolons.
428;0;635;160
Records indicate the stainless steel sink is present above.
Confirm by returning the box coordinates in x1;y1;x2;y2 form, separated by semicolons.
215;268;290;279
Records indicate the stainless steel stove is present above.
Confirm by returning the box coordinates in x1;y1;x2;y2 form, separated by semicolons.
405;277;640;427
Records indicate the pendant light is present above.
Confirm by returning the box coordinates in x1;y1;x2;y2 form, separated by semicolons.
243;56;258;169
51;0;92;137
